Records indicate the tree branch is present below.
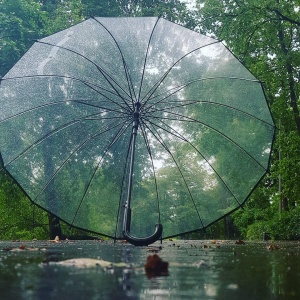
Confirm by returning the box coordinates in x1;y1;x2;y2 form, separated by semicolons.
273;9;300;27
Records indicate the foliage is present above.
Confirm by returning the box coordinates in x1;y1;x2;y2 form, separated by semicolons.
0;0;46;76
42;0;84;34
0;171;49;240
242;207;300;241
270;208;300;240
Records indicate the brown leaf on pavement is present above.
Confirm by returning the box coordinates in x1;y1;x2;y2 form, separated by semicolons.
144;254;169;278
267;244;280;251
235;240;246;245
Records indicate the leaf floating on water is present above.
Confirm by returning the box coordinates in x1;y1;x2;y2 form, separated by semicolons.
147;247;161;253
5;245;43;252
52;258;127;269
5;247;23;252
235;240;246;245
227;283;239;290
144;254;169;278
193;260;208;268
49;236;60;243
267;244;280;251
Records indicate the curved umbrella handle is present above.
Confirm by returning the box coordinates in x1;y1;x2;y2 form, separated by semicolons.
123;207;163;246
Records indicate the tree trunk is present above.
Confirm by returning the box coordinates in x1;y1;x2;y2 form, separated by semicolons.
48;213;63;239
277;18;300;135
42;121;63;239
282;196;289;212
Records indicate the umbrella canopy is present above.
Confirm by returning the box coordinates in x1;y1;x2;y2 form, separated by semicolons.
0;17;275;245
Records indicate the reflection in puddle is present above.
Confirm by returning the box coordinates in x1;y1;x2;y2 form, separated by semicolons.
204;283;218;297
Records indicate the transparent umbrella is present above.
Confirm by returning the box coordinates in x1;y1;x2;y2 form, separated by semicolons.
0;17;275;245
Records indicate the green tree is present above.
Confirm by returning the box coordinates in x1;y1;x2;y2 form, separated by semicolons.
0;0;46;76
81;0;195;27
0;167;49;240
196;0;300;239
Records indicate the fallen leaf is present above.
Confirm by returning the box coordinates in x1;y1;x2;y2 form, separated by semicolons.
49;236;60;243
235;240;246;245
27;247;41;251
51;258;127;269
147;247;161;253
193;260;208;268
144;254;169;278
7;246;46;252
9;248;24;252
267;244;280;251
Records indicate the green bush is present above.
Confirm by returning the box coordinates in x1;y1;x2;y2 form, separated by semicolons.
246;221;272;240
270;208;300;240
244;207;300;240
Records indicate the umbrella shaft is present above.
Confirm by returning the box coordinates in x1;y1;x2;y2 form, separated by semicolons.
126;122;138;210
125;101;140;210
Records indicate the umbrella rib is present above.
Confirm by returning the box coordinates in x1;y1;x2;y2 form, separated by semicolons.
75;78;132;112
71;122;131;226
142;120;205;228
73;100;131;116
0;99;128;125
139;121;161;224
142;77;273;127
91;17;137;104
1;111;127;171
137;17;160;101
145;117;242;206
146;76;261;104
140;40;221;107
35;40;133;109
2;74;132;112
30;119;129;203
149;110;269;172
145;99;274;128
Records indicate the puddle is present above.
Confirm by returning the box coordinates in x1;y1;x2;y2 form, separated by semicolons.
0;240;299;299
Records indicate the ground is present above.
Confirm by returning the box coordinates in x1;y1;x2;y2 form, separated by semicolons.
1;239;299;299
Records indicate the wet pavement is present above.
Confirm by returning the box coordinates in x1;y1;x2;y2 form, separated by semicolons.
0;239;299;299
